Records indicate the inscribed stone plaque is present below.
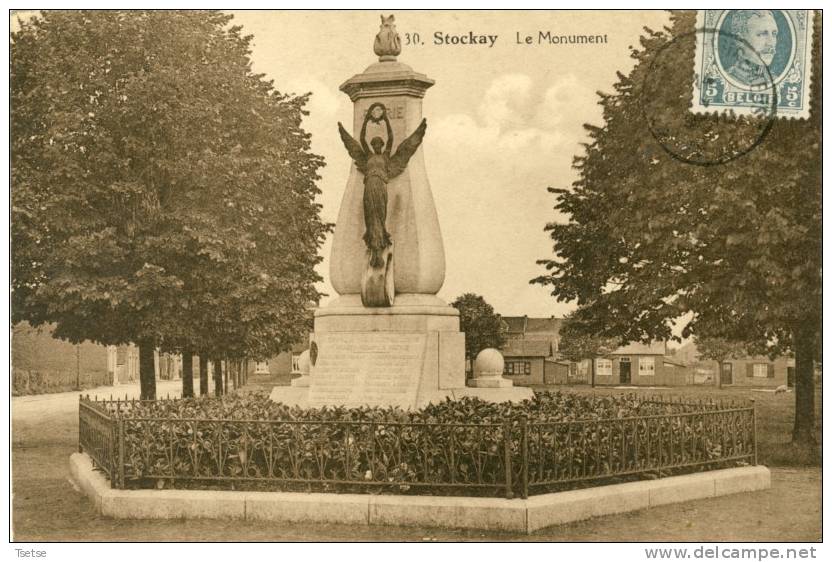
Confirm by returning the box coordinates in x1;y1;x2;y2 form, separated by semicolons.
307;332;427;408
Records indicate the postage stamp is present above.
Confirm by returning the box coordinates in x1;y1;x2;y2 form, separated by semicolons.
692;10;814;118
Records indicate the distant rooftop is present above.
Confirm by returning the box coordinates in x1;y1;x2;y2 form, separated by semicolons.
611;341;667;355
503;338;554;358
501;316;562;335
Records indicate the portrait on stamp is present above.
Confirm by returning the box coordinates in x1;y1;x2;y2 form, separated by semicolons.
692;10;813;118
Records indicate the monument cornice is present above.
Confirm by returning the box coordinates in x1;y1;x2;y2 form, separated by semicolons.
339;64;434;101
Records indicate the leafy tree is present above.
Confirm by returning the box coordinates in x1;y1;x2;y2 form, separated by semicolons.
557;313;619;387
451;293;507;371
534;12;820;443
11;11;329;399
693;336;748;389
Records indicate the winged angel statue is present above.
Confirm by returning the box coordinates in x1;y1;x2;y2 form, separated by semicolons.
338;103;427;306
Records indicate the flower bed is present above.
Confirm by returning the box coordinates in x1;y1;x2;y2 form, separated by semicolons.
78;391;756;498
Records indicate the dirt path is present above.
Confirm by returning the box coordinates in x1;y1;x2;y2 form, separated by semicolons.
11;384;822;542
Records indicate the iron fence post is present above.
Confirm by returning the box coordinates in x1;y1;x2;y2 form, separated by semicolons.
503;420;514;499
751;399;758;465
520;417;529;499
345;423;352;480
109;411;116;489
118;418;125;489
449;426;456;484
78;396;83;453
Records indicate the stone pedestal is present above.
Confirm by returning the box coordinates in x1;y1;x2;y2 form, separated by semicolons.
270;294;468;409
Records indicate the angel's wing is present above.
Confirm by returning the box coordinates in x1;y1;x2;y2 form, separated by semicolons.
338;122;367;173
388;118;427;178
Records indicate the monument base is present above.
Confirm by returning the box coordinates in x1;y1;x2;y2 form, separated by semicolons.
270;385;534;409
268;386;310;407
290;375;310;387
467;377;514;388
269;294;530;409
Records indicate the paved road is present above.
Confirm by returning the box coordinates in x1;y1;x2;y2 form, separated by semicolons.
11;383;822;542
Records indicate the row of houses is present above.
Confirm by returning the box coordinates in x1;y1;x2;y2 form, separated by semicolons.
11;322;307;389
12;318;795;391
498;316;795;389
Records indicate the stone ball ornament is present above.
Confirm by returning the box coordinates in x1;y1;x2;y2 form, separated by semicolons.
473;348;505;378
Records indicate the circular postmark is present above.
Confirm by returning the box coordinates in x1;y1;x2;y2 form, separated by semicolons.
639;24;778;166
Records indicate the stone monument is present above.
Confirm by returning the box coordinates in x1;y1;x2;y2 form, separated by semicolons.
270;14;532;408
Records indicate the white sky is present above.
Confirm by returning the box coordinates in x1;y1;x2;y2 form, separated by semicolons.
229;10;671;317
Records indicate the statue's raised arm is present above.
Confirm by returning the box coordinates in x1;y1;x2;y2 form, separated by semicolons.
388;118;427;178
338;122;368;174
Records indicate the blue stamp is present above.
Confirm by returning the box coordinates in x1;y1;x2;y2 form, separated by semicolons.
693;10;814;118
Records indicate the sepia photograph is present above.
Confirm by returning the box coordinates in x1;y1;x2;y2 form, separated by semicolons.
8;6;823;552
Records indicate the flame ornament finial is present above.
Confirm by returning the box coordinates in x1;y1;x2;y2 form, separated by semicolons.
373;14;401;61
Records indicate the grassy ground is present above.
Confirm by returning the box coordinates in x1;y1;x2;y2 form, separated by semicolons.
11;378;822;541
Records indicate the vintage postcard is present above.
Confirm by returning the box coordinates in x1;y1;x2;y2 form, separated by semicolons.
9;8;822;552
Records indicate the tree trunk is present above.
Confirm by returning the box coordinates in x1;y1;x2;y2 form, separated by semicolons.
717;358;724;390
590;358;596;388
138;340;156;400
213;358;223;397
182;352;194;398
792;325;816;444
199;354;209;396
223;359;229;393
75;345;81;390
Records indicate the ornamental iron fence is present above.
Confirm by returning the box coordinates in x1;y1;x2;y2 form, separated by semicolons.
78;394;756;498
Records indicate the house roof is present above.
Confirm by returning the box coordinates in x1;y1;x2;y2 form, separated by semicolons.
663;357;688;368
544;357;571;366
501;316;562;335
525;317;562;334
503;337;553;358
611;341;666;355
502;316;527;334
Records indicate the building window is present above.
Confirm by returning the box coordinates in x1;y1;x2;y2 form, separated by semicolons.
638;357;655;376
504;360;531;376
753;363;768;378
595;358;612;376
291;354;302;373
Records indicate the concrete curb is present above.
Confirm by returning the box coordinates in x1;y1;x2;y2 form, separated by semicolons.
69;453;770;534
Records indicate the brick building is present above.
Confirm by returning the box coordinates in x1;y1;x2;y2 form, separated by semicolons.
570;341;691;386
497;316;689;387
12;322;111;392
500;316;569;386
676;342;794;388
